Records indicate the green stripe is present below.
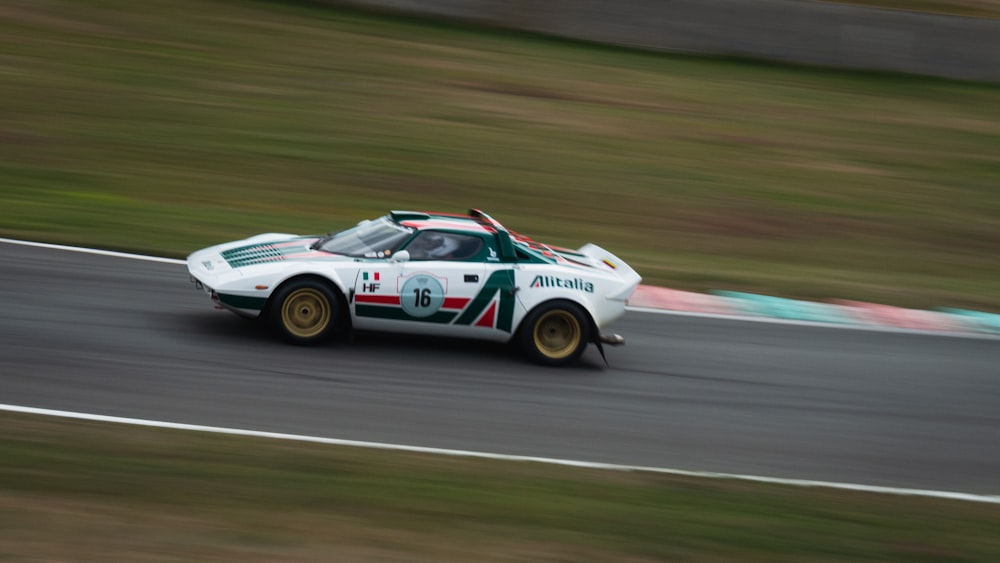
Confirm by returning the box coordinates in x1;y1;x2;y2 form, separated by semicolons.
217;293;267;310
356;305;457;324
454;270;515;332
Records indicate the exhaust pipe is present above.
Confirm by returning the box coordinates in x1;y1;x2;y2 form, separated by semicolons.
599;334;625;346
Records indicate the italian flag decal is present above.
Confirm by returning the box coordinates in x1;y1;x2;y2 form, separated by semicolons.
363;272;380;281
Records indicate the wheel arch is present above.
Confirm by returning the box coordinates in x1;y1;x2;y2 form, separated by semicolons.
515;297;598;366
265;273;352;333
515;297;599;344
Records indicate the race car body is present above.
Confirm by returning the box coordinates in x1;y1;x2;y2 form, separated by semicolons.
187;209;640;365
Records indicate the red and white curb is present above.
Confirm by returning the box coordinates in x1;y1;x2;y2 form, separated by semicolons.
629;285;1000;338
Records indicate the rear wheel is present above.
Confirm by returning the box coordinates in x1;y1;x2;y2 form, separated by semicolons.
519;301;591;366
267;279;339;345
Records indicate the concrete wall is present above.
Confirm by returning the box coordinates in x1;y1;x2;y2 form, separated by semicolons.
327;0;1000;82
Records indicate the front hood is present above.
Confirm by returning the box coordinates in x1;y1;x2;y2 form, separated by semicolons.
219;235;324;269
187;233;350;283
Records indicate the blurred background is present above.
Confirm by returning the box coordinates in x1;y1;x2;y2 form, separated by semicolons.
2;0;999;311
3;2;1000;560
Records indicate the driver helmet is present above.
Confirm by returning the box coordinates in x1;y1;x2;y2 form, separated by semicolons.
423;233;445;250
410;233;444;256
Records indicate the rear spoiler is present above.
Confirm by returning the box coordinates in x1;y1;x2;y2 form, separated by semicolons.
577;243;642;301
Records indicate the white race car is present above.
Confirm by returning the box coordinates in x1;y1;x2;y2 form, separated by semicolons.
187;209;640;365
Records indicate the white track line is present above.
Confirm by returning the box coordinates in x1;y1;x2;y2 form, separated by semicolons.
2;404;996;504
4;237;1000;503
0;237;184;265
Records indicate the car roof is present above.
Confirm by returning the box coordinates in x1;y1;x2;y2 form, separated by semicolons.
390;210;500;235
388;209;582;265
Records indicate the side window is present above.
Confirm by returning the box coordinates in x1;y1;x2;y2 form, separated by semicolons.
406;232;485;261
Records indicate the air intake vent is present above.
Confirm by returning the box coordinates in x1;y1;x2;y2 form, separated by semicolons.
222;244;286;268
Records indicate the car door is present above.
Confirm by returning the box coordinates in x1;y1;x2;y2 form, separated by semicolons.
352;231;514;341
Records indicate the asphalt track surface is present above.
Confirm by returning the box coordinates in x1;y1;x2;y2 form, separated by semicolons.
1;241;998;497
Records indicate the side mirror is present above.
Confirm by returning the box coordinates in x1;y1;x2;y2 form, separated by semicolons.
391;250;410;262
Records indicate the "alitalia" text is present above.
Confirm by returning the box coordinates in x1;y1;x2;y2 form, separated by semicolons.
530;275;594;293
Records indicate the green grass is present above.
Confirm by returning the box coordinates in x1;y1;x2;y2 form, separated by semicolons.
2;411;999;561
2;0;999;313
822;0;1000;18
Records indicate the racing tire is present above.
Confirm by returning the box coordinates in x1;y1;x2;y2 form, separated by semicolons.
267;279;340;345
519;301;591;366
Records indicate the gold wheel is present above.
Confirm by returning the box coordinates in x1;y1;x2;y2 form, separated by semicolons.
533;309;582;360
280;287;331;339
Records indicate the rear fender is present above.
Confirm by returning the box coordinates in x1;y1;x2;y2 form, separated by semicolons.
516;297;597;339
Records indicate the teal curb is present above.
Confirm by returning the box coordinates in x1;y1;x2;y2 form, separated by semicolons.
938;309;1000;334
712;291;852;324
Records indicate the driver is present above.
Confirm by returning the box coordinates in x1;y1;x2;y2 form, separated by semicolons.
409;233;460;259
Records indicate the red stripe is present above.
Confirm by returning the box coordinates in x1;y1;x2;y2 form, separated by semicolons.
355;295;468;308
399;220;493;232
355;294;400;305
442;297;470;309
417;210;469;218
474;301;496;328
282;251;326;260
274;240;316;248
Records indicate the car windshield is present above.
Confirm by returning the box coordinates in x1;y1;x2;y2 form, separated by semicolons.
316;216;413;258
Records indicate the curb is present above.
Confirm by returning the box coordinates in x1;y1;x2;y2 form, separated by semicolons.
629;285;1000;337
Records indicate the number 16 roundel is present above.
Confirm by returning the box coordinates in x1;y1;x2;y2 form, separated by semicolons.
400;274;445;318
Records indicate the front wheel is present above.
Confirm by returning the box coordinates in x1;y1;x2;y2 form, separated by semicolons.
518;301;591;366
267;279;339;345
